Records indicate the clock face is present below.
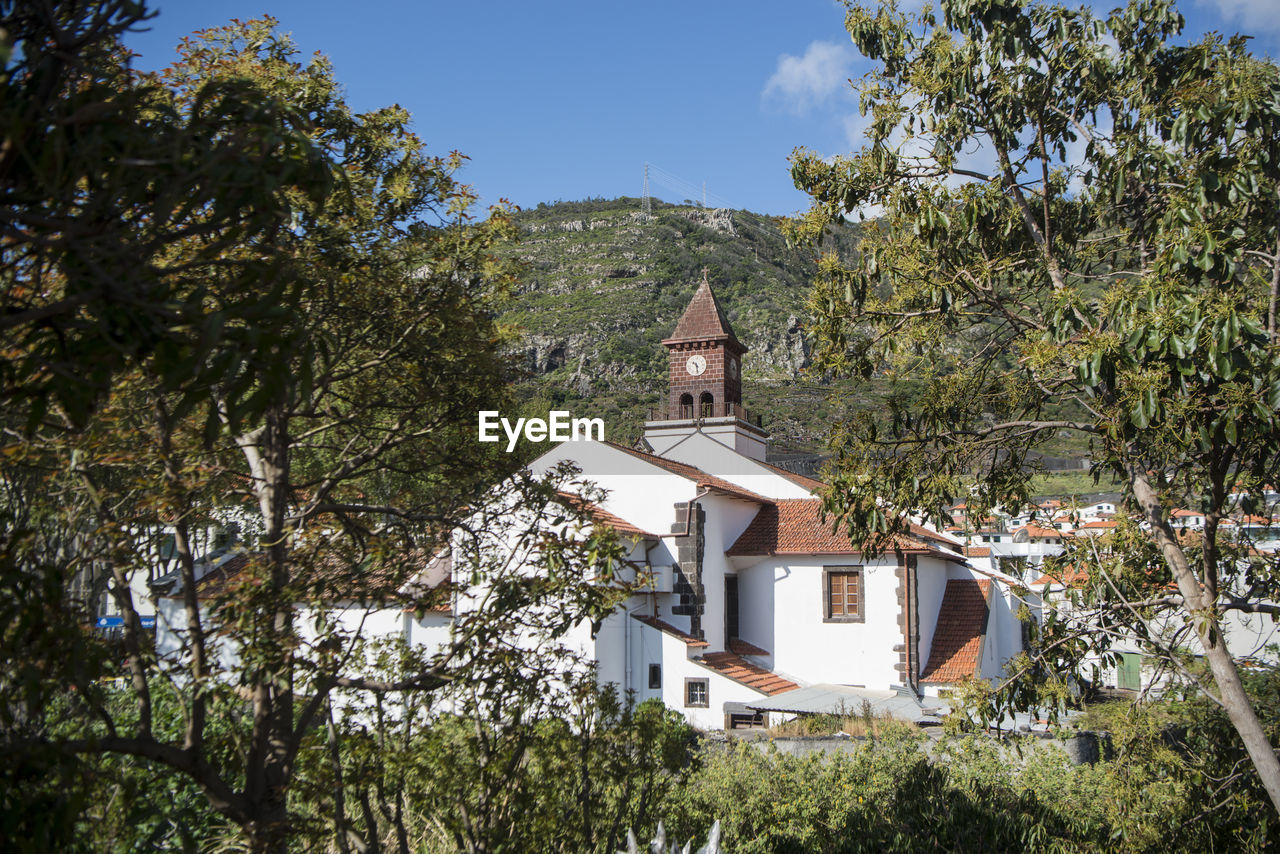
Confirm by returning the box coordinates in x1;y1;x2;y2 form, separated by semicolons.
685;354;707;376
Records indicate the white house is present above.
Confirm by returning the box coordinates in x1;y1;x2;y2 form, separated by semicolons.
1169;508;1205;531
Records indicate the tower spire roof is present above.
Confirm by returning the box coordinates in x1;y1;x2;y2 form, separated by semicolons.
662;268;745;354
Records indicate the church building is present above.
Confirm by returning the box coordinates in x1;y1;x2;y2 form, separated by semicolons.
529;274;1027;729
152;273;1028;732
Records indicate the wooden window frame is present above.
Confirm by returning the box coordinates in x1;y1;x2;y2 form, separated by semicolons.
648;663;662;690
684;677;709;708
822;566;864;623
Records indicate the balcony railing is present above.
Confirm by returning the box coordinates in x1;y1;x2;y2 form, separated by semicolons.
647;402;761;426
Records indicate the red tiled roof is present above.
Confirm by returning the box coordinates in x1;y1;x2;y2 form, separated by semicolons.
187;548;446;607
696;651;798;695
920;579;991;683
726;499;946;556
756;460;826;492
1079;520;1117;529
1016;524;1061;539
557;492;661;539
1031;566;1090;587
1171;509;1202;518
963;546;992;558
662;274;745;353
728;637;770;657
191;553;252;599
632;614;708;648
604;442;772;505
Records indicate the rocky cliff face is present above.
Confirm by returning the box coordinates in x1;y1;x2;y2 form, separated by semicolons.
499;197;858;449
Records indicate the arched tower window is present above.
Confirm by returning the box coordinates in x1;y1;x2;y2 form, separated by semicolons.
679;393;694;419
700;392;714;418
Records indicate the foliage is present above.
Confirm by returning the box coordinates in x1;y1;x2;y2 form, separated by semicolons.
0;0;331;430
297;671;698;854
789;0;1280;809
666;733;1096;854
765;703;918;739
0;10;630;854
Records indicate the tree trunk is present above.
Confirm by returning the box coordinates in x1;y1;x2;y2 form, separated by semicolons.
244;404;296;853
1130;468;1280;813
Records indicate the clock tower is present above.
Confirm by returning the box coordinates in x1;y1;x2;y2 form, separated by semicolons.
644;270;768;460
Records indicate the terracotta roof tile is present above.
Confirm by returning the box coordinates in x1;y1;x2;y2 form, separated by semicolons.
632;614;708;648
726;499;945;556
557;492;661;539
662;274;745;353
756;460;826;492
696;651;798;695
1016;524;1062;539
604;442;772;504
963;546;992;558
920;579;991;683
187;548;447;608
1030;566;1090;588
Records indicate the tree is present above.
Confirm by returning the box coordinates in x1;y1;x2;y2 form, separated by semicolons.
1;13;627;853
0;1;331;431
789;0;1280;812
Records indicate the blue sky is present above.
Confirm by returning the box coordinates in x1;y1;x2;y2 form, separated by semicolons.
126;0;1280;217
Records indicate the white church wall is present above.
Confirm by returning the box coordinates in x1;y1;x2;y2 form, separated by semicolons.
696;497;730;654
154;598;241;674
737;560;777;661
651;627;770;730
1222;606;1280;665
407;612;453;655
763;555;903;690
626;612;669;705
593;608;628;691
530;440;695;539
697;494;763;652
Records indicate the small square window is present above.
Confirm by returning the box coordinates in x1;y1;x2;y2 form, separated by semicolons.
823;567;864;623
648;663;662;690
685;678;709;708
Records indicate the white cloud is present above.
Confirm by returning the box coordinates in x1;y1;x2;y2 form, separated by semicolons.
1199;0;1280;34
842;111;874;150
763;41;855;113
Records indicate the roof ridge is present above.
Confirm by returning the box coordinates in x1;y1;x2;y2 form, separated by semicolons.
632;614;709;648
601;441;773;504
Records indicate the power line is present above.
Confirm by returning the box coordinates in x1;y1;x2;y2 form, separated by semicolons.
641;162;783;247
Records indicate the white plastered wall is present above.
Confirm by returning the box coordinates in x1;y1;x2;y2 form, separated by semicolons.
752;555;904;690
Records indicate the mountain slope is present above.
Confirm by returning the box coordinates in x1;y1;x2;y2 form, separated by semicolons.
500;197;861;450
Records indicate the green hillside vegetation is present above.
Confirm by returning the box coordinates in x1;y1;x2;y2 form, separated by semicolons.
500;197;879;451
499;197;1095;482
